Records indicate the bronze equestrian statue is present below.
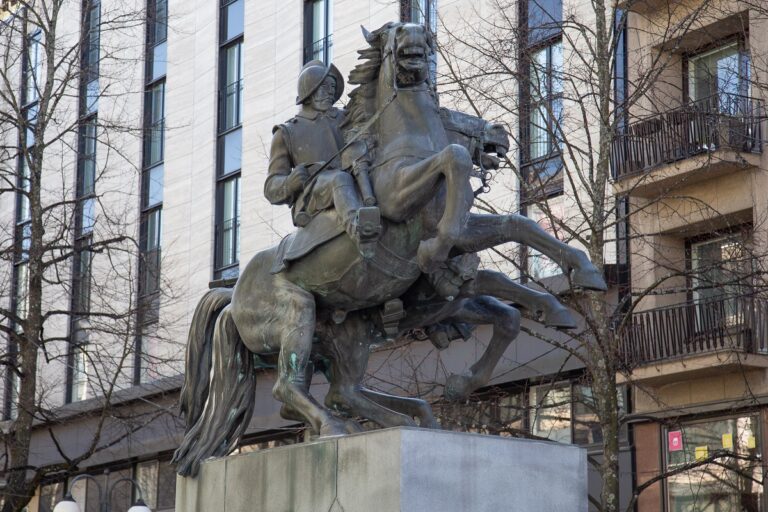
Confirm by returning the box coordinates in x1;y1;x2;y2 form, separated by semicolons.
173;22;606;477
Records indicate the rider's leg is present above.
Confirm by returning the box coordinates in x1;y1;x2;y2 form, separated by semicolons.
329;171;381;257
452;214;607;291
467;270;577;329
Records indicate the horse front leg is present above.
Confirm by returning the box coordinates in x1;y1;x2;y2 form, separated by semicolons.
373;145;475;273
439;296;522;401
467;270;577;329
454;214;608;291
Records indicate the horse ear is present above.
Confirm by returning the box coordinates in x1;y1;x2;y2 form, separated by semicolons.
361;25;373;43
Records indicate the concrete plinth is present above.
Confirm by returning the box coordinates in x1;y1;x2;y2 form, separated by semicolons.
175;427;587;512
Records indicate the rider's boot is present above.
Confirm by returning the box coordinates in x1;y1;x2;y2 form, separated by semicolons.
343;207;381;259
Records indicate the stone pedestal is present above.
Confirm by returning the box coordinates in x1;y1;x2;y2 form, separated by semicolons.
175;427;587;512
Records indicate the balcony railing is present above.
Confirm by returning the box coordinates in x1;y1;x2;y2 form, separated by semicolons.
620;295;768;367
612;93;765;180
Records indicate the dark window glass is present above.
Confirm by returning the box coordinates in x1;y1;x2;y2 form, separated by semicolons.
216;175;240;271
222;0;244;41
83;1;100;81
527;0;561;45
148;41;167;82
220;42;243;132
144;82;165;166
149;0;168;44
157;459;177;510
79;119;97;197
38;482;64;512
220;127;242;175
73;244;92;313
24;30;42;105
24;103;37;147
304;0;332;64
144;164;164;208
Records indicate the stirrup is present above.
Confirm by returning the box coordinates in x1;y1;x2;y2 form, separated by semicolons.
355;206;381;258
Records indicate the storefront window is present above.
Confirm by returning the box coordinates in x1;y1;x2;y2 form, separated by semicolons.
666;415;763;511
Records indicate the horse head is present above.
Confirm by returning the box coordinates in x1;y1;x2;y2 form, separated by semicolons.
361;22;434;91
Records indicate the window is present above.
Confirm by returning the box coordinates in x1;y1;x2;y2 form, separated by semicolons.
665;415;763;511
401;0;437;84
435;380;624;446
24;30;42;106
68;0;100;403
529;382;572;443
136;0;168;383
215;175;240;275
146;0;167;81
521;0;563;196
688;41;750;111
304;0;332;64
526;202;563;281
214;0;243;280
690;233;753;330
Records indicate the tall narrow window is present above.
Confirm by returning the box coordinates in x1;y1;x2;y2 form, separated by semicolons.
6;28;41;419
400;0;437;84
136;0;168;383
521;0;563;196
67;0;100;403
304;0;332;64
214;0;243;280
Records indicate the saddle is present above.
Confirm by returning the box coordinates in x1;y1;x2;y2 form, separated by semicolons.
270;210;345;274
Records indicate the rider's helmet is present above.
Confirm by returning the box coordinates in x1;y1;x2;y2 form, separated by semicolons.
296;60;344;105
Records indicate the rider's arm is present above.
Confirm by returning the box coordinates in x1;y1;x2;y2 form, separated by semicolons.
265;129;298;205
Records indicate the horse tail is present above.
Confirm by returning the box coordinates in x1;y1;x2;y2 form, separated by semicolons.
172;288;257;477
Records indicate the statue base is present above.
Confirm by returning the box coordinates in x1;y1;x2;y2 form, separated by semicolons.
175;427;587;512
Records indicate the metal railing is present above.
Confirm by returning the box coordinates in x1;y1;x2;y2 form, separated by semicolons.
620;295;768;367
612;93;764;180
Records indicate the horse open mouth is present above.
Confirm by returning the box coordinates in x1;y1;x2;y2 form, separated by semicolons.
397;46;427;69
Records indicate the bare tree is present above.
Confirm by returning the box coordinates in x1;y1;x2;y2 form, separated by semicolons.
426;0;768;511
0;1;181;509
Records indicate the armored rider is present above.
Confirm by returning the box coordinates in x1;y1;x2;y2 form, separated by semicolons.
265;60;380;257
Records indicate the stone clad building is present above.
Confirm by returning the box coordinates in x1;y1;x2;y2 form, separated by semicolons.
0;0;766;510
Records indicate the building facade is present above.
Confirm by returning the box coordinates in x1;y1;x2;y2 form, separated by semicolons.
4;0;767;511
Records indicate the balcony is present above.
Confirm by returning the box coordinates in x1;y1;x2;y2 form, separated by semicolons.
620;295;768;382
612;93;764;196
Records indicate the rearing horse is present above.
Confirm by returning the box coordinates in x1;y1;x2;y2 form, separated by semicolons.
172;22;606;477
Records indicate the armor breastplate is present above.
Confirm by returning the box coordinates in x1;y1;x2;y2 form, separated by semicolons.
282;110;345;168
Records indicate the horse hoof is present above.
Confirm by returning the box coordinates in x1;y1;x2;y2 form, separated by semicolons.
416;238;448;274
319;419;349;438
344;419;364;434
542;306;578;330
571;267;608;291
444;373;474;401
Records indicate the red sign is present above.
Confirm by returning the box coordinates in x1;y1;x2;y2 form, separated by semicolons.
668;431;683;452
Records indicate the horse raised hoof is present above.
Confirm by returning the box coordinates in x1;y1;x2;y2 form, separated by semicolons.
541;305;578;330
571;266;608;291
444;373;475;401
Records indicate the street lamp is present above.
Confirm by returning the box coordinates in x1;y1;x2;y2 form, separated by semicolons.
53;473;152;512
